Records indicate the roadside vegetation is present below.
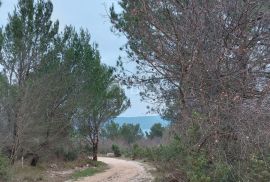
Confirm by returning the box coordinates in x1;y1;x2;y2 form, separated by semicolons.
0;0;269;182
109;0;270;181
6;156;107;182
71;161;107;181
99;121;168;158
0;0;127;181
102;121;270;181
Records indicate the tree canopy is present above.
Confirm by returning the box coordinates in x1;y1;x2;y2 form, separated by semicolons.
101;121;144;144
146;123;165;139
72;30;130;160
0;0;128;164
110;0;270;180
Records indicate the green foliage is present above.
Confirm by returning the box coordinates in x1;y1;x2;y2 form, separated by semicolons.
0;153;9;181
117;132;270;182
150;138;185;164
72;161;106;180
1;0;66;164
3;0;59;81
0;0;129;165
146;123;165;139
131;144;143;159
112;144;121;157
9;165;45;182
213;162;232;182
186;153;230;182
0;74;8;96
246;154;270;182
119;123;143;144
110;1;270;181
72;168;99;179
101;121;120;140
102;122;144;144
119;138;234;182
55;145;78;161
187;123;201;145
63;28;130;160
63;150;78;162
121;143;144;159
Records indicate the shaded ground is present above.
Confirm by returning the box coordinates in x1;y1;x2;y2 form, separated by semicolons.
75;157;154;182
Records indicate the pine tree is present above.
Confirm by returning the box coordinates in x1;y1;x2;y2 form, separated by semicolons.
1;0;59;163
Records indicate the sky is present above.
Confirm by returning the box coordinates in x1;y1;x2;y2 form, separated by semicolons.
0;0;155;117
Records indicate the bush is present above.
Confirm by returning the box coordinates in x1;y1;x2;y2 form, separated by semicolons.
185;152;233;182
146;123;165;139
0;153;9;181
131;144;139;159
112;144;121;157
246;153;270;182
114;136;270;182
130;138;234;182
63;149;78;161
131;143;147;160
55;146;78;161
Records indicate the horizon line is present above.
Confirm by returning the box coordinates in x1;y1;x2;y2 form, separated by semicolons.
116;115;161;118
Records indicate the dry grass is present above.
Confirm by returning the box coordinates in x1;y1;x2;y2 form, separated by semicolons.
9;164;46;182
8;155;102;182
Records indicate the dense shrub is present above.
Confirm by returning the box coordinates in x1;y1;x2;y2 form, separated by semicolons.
106;134;270;182
107;131;270;182
146;123;165;139
120;138;234;181
245;153;270;182
131;144;143;160
128;138;270;182
63;150;78;161
0;153;9;181
101;122;144;144
55;145;78;161
112;144;121;157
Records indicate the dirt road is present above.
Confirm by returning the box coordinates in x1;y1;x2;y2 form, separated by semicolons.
76;157;154;182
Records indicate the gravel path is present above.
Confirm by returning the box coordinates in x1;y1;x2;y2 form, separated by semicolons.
75;157;154;182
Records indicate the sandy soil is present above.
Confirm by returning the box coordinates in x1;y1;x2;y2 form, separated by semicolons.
75;157;154;182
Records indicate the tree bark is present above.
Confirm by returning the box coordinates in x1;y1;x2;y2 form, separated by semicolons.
10;93;23;164
92;142;98;161
92;133;99;161
10;113;21;164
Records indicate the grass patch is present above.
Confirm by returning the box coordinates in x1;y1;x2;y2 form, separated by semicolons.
72;161;107;180
60;156;90;170
10;164;46;182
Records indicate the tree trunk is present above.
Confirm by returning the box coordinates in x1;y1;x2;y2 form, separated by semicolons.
10;97;23;164
30;154;39;166
92;134;99;161
10;137;19;164
10;118;20;164
92;142;98;161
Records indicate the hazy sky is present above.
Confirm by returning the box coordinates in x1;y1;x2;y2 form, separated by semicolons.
0;0;154;117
